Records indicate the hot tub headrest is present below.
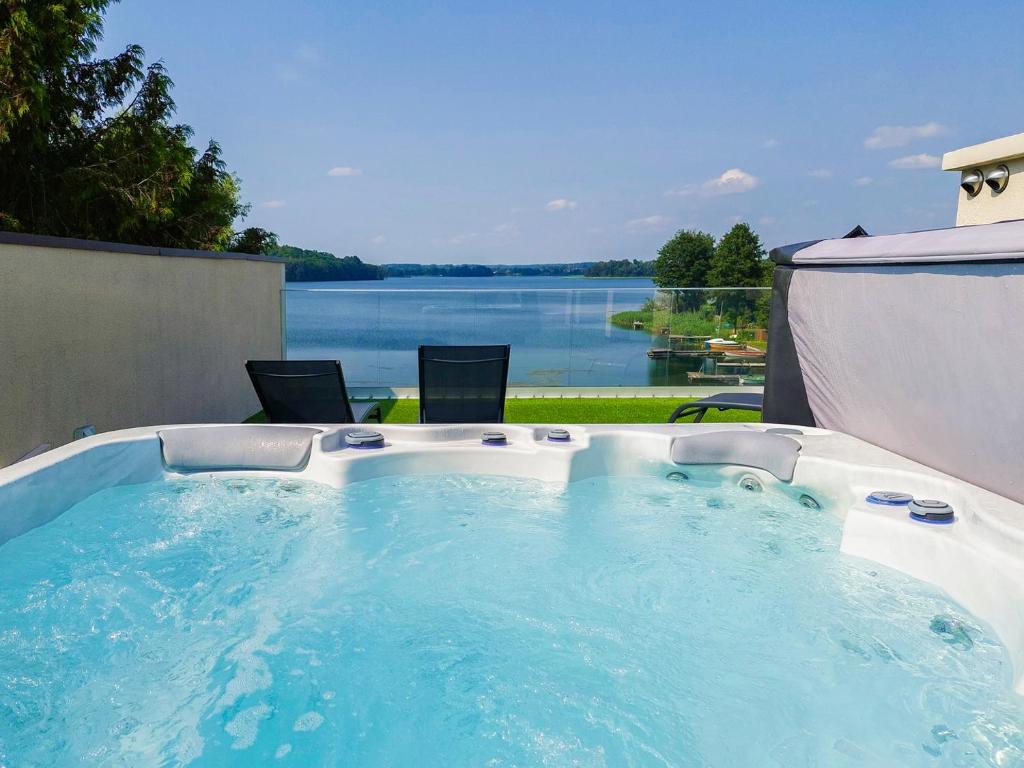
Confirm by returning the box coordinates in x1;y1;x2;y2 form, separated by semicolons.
670;431;801;482
158;425;322;472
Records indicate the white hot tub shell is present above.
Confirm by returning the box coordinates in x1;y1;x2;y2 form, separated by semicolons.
1;422;1023;691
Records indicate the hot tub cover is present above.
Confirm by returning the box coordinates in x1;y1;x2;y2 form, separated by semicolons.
763;219;1024;504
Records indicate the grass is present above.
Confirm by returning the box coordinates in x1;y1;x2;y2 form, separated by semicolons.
609;309;719;336
248;398;757;424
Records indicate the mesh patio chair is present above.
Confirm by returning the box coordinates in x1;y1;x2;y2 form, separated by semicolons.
667;392;763;423
245;360;382;424
418;345;511;423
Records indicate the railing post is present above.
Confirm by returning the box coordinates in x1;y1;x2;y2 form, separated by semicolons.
280;288;288;360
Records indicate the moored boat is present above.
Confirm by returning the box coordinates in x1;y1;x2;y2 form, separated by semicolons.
705;337;743;351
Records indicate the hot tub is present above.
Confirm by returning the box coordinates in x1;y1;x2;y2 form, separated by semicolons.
1;423;1022;766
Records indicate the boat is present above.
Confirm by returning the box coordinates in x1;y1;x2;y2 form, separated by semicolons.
721;347;766;360
704;338;743;352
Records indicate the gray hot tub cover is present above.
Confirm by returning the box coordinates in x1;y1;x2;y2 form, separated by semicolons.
764;218;1024;503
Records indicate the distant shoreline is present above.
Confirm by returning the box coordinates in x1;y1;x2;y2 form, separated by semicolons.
286;274;657;284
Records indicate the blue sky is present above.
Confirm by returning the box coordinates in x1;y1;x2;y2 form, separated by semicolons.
99;1;1024;264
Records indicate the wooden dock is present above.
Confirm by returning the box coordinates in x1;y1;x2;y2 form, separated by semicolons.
686;372;744;385
715;361;766;370
646;348;718;359
646;346;766;361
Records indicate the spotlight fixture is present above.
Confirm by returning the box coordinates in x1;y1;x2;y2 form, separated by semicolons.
984;164;1010;194
960;168;984;197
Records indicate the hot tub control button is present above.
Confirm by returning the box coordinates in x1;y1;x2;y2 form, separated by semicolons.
866;491;913;506
345;430;385;448
908;499;955;524
482;431;508;445
547;428;571;442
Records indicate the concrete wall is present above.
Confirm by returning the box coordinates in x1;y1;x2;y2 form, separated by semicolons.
0;233;284;466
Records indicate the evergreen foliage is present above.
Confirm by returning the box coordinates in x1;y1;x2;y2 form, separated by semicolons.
0;0;265;251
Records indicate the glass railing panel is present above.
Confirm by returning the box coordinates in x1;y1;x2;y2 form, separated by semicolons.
563;287;656;387
643;288;769;387
284;287;384;386
282;286;771;389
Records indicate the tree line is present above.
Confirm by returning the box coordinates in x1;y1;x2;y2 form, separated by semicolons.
269;245;385;282
384;264;495;277
584;259;655;278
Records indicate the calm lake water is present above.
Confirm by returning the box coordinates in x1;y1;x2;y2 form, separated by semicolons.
284;276;720;388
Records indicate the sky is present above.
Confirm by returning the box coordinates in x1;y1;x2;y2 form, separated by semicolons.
98;0;1024;264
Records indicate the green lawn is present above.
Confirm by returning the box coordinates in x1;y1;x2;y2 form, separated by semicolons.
249;398;757;424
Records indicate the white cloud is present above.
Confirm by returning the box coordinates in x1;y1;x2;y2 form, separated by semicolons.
370;235;387;245
808;168;832;179
763;138;780;149
450;232;478;245
260;200;286;209
493;222;518;234
328;166;362;177
666;168;761;199
545;198;577;211
888;153;941;170
626;214;672;231
852;176;874;187
701;168;760;196
758;216;777;226
865;122;947;150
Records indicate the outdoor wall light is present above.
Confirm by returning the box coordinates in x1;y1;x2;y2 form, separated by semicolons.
984;164;1010;194
960;168;984;197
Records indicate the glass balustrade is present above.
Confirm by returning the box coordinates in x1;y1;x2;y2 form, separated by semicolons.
282;286;771;389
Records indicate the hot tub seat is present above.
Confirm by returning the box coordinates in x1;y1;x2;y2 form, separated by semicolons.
670;430;801;482
158;425;323;472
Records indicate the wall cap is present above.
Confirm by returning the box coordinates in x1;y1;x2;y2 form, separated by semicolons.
942;132;1024;171
0;230;284;263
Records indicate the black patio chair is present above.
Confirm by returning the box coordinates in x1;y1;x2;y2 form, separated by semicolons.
667;392;763;423
418;345;510;423
245;360;382;424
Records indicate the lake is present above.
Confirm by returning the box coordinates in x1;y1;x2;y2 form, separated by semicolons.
284;276;740;388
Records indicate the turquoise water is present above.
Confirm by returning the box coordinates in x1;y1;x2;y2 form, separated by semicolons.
1;473;1022;766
